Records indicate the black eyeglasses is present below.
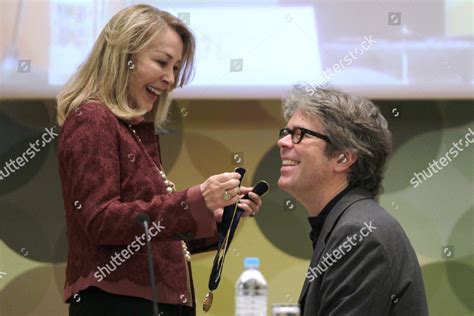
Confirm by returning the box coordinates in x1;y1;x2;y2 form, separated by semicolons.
279;127;332;144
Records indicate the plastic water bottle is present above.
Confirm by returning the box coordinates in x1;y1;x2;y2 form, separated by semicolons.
235;257;268;316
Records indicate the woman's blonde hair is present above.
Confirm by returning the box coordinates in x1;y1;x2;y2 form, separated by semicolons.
56;4;195;128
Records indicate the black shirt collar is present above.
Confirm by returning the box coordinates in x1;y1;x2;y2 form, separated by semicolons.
307;186;352;249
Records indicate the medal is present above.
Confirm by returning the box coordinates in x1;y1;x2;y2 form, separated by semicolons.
202;168;269;312
203;291;214;312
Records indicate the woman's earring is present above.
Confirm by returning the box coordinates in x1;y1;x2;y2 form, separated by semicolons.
127;60;135;70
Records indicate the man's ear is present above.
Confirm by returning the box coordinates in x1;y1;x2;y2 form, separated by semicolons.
334;151;357;173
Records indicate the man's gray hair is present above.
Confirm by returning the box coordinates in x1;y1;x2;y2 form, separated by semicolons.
282;84;392;197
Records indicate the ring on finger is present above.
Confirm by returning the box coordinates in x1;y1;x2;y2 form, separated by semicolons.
223;190;232;201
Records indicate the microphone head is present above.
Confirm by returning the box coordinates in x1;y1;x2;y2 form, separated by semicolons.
253;180;270;196
234;167;246;179
136;213;150;225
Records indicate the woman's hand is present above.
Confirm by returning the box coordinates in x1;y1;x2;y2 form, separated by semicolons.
200;172;242;211
237;186;263;217
210;186;263;223
213;208;224;223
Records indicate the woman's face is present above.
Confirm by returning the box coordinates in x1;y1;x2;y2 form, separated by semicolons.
128;27;184;114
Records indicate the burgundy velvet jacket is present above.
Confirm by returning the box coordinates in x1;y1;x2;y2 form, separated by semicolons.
58;102;219;309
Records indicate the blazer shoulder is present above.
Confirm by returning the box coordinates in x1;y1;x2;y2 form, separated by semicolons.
62;102;119;132
59;102;121;153
75;102;116;121
339;197;400;230
337;197;415;258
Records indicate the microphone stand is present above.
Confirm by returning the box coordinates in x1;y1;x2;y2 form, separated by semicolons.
137;213;159;316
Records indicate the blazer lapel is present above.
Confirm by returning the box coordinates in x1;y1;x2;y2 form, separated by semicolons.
298;188;372;303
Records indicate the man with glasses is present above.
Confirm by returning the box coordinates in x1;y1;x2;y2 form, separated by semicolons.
277;85;428;315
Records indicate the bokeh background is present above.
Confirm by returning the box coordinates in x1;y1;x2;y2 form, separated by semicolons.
1;0;473;315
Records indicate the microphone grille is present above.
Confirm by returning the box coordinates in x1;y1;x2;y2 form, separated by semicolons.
136;213;150;225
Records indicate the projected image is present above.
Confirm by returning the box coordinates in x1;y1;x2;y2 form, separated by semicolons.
0;0;473;98
49;2;98;85
48;3;322;87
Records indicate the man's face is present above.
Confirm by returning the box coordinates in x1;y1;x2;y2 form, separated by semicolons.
277;109;333;198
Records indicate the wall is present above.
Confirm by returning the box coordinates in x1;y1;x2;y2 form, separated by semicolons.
0;98;472;315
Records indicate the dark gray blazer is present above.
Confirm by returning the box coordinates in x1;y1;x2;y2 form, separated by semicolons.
299;188;429;316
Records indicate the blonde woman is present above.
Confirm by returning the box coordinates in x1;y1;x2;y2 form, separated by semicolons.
57;4;261;315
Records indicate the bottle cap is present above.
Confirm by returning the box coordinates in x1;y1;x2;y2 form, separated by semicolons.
244;257;260;268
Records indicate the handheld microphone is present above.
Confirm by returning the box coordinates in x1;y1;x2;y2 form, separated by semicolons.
245;181;270;217
136;213;159;316
244;180;270;199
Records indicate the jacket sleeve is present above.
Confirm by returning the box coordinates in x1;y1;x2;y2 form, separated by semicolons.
58;104;218;247
316;223;393;315
186;222;221;254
